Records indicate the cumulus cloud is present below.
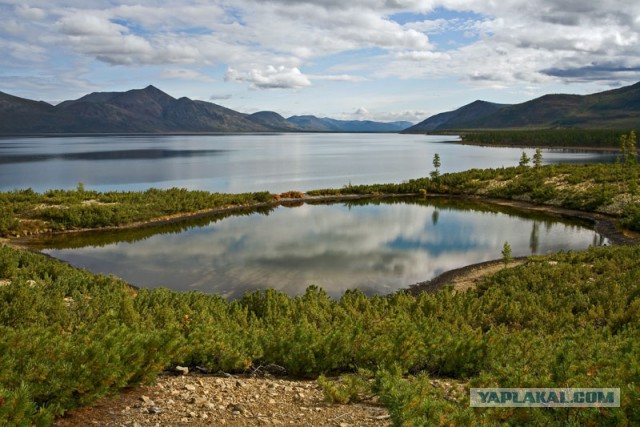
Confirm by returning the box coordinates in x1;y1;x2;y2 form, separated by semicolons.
342;107;427;123
225;66;312;89
2;0;640;100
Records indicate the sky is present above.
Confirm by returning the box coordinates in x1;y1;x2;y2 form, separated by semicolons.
1;0;640;123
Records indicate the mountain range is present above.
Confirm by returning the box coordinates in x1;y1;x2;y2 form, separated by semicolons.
2;81;640;135
405;81;640;132
0;86;412;134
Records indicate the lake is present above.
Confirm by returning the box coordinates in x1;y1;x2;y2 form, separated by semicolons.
0;133;619;193
30;198;607;298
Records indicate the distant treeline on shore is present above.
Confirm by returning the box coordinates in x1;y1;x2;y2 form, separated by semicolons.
459;129;633;148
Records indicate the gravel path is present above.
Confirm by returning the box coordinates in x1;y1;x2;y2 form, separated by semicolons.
53;373;391;426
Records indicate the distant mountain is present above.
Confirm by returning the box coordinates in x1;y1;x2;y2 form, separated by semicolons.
405;81;640;131
404;101;509;132
0;86;414;134
287;115;413;132
249;111;302;131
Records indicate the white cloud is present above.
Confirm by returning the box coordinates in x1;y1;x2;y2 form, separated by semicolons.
341;107;428;123
225;66;312;90
15;5;47;21
2;0;640;104
56;14;128;36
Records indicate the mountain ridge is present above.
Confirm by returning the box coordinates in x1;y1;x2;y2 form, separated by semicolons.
405;81;640;132
0;86;414;134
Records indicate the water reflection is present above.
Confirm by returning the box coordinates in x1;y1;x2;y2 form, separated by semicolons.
32;198;606;299
0;149;226;163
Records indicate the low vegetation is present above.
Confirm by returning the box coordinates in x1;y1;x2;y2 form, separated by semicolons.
0;187;275;237
2;161;640;238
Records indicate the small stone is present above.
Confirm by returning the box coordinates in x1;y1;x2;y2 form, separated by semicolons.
147;406;161;414
140;395;154;406
133;423;142;427
187;411;197;418
228;403;246;414
374;415;391;420
268;398;276;404
235;380;243;388
184;384;196;392
339;423;351;427
175;366;189;375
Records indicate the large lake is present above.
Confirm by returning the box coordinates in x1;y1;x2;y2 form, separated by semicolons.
0;133;618;193
31;198;606;298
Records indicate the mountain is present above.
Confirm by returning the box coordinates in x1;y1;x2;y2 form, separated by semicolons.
404;101;509;132
405;81;640;131
287;115;413;132
0;91;63;133
249;111;302;131
0;86;414;134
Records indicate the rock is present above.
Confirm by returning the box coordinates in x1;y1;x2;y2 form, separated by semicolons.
227;403;246;414
147;406;161;414
195;365;211;374
235;380;244;388
140;395;154;406
184;384;196;392
175;366;189;375
189;396;208;406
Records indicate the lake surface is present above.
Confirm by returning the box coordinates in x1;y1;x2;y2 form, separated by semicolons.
0;133;618;193
32;198;607;298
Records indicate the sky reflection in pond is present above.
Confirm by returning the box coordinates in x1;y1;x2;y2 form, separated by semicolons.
38;198;607;298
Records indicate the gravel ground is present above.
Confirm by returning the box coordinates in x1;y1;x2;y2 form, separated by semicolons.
53;372;391;427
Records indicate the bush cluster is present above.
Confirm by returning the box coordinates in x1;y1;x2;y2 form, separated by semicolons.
1;243;639;425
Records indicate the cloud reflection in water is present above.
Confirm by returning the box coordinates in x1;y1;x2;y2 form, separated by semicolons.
42;199;605;298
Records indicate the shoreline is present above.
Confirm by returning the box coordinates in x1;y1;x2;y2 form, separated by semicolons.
448;139;622;152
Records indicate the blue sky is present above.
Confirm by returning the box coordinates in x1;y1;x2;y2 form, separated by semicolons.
2;0;640;123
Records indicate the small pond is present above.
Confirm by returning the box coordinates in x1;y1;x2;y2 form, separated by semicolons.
29;197;608;298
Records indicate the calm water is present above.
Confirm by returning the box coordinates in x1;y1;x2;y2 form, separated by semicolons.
33;198;606;298
0;134;618;193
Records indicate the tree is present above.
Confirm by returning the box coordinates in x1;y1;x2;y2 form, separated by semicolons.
519;152;530;168
501;241;513;267
620;130;637;166
533;148;543;169
430;153;441;183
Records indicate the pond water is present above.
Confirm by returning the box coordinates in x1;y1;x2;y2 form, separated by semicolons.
31;198;607;298
0;133;618;193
